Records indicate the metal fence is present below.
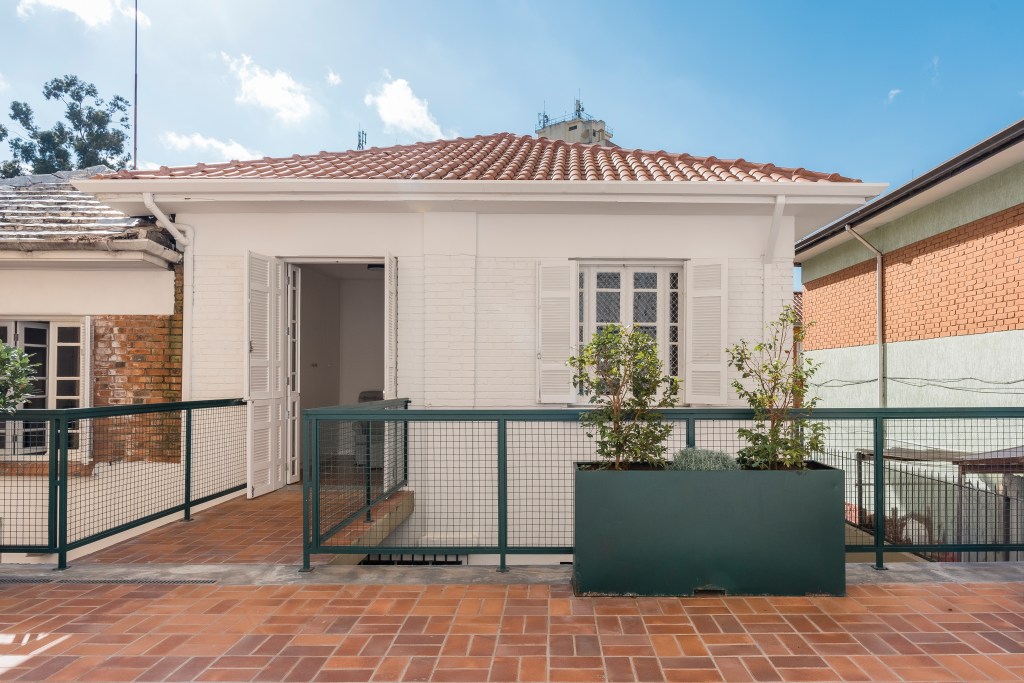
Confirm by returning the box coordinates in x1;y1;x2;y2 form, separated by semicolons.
0;399;246;568
303;405;1024;570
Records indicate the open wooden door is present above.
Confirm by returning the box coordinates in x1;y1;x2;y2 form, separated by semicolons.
246;252;286;498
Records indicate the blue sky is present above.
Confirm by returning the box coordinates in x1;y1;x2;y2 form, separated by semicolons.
1;0;1022;190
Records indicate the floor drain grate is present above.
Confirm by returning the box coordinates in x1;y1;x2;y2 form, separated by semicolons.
58;578;218;585
0;577;53;584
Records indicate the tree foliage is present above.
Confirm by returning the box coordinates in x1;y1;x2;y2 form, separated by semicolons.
0;75;131;178
570;325;679;469
726;305;825;470
0;342;37;414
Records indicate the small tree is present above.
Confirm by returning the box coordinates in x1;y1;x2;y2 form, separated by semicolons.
0;342;37;413
570;325;679;469
726;305;825;470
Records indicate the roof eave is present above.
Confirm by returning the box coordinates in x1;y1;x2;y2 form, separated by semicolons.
796;118;1024;258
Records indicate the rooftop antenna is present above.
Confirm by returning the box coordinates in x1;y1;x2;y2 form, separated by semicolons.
537;101;550;131
575;97;583;119
356;128;367;150
132;0;138;169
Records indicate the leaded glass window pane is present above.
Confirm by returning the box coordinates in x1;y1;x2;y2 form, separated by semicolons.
596;291;620;323
633;291;657;323
634;272;657;289
596;272;620;289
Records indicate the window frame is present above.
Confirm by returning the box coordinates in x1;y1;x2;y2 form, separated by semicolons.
575;261;683;403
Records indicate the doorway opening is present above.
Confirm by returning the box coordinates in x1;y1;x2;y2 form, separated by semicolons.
297;263;386;410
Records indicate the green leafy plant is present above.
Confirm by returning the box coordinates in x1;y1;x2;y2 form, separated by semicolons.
570;324;679;469
725;305;825;470
0;342;37;414
669;448;740;471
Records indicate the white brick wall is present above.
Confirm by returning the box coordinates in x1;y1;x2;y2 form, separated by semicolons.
191;255;244;399
725;258;794;407
475;258;537;407
423;255;477;408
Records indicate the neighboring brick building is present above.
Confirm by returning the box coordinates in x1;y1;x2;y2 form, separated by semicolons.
0;168;182;465
797;118;1024;407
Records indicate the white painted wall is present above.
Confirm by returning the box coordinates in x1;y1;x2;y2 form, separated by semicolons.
0;267;174;316
810;330;1024;408
179;210;795;409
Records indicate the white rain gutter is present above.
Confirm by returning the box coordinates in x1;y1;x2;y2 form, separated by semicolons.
845;225;886;407
143;192;193;401
763;195;786;327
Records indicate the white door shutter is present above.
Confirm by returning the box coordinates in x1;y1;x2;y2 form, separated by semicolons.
246;252;285;497
684;259;729;405
247;253;272;400
383;253;398;400
536;260;577;404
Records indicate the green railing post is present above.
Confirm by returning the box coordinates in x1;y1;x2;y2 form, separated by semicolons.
300;414;313;572
365;420;373;523
873;415;886;570
183;408;193;521
497;418;508;573
685;416;696;449
47;418;59;551
56;415;69;570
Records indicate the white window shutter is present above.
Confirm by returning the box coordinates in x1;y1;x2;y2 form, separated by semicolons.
536;260;576;403
684;259;729;405
246;252;272;401
384;253;398;400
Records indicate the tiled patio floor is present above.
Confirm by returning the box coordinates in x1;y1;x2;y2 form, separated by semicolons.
3;579;1024;681
79;487;303;565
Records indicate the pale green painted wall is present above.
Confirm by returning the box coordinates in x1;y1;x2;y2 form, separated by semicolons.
802;160;1024;283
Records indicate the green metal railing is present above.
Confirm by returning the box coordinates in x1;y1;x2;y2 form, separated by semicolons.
0;398;246;568
303;405;1024;571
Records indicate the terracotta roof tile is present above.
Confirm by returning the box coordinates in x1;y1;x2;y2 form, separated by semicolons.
94;133;860;183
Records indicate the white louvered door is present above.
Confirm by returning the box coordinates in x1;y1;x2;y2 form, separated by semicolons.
536;260;577;404
246;252;286;497
684;259;729;405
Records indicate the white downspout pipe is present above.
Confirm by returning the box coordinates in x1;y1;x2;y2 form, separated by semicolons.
143;192;193;401
845;225;886;408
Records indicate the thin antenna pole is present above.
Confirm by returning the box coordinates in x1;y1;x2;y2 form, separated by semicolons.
132;0;138;170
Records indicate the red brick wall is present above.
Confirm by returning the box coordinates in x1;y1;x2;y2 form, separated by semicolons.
804;202;1024;351
90;264;183;462
803;259;876;351
92;265;183;406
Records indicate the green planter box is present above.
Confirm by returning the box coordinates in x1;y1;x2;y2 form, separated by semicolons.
573;464;845;597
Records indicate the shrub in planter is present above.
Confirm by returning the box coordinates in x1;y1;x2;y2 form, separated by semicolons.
726;305;825;469
0;341;36;413
670;448;740;471
569;324;678;469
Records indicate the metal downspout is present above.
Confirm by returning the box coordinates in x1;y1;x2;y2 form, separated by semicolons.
143;192;193;401
845;225;886;408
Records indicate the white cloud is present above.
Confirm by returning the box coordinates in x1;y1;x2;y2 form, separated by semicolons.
16;0;149;28
221;53;312;124
887;88;902;103
326;69;342;87
0;74;8;92
160;131;259;162
364;78;444;140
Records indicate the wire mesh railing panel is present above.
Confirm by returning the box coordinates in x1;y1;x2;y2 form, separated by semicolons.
882;418;1024;562
67;411;186;545
0;417;54;549
384;420;497;548
506;420;596;548
694;419;755;454
190;404;246;502
812;419;876;547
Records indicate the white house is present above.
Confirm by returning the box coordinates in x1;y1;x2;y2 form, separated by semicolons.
48;133;883;500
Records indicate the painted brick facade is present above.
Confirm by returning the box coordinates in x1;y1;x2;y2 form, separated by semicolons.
804;202;1024;351
90;265;183;462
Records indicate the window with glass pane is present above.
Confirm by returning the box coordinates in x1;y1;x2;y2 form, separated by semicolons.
578;265;683;388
